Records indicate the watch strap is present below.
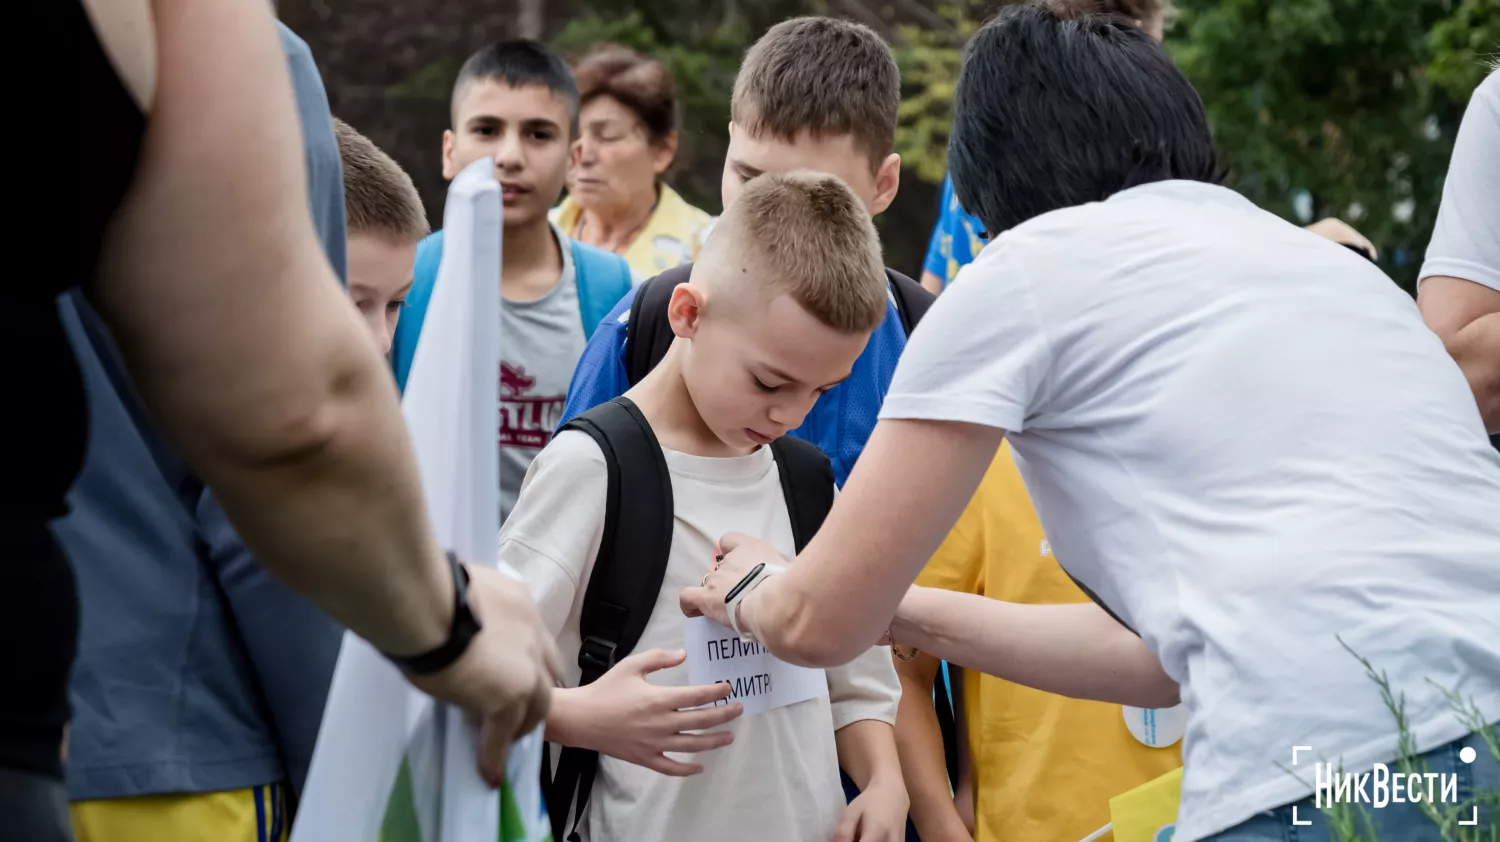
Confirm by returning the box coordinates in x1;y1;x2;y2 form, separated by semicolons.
726;563;783;640
384;552;483;675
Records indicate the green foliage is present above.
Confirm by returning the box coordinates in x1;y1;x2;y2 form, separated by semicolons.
892;3;993;184
1170;0;1494;291
887;0;1496;289
1429;0;1500;99
388;56;462;102
1319;639;1500;841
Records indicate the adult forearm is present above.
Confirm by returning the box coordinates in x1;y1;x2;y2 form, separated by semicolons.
890;587;1179;708
1445;312;1500;433
192;345;451;657
735;420;1003;667
87;0;452;658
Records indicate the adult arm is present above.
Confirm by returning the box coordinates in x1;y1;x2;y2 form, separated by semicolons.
891;589;1180;709
1303;218;1376;261
893;652;971;841
1418;72;1500;433
687;417;1002;666
83;0;555;760
1419;280;1500;432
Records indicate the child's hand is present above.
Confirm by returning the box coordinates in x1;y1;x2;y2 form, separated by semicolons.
565;648;744;775
833;780;911;842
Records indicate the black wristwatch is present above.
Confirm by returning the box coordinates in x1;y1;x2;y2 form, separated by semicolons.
384;551;483;675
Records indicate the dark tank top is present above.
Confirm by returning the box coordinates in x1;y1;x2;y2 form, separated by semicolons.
0;0;145;777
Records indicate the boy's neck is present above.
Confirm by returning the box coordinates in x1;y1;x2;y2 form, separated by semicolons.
577;184;658;254
500;216;563;302
628;342;757;459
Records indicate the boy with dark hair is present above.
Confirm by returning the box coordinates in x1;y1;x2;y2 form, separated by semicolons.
504;171;906;842
390;40;633;521
333;117;430;355
559;17;934;488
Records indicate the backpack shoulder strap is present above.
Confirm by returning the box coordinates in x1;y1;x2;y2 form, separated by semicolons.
767;436;835;553
623;263;695;385
393;230;446;392
571;240;634;340
545;397;673;841
886;268;936;337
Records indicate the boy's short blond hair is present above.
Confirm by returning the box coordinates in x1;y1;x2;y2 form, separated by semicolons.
333;117;430;242
731;17;900;174
711;171;887;334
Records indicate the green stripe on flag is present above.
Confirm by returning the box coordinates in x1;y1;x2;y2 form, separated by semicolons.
381;758;423;842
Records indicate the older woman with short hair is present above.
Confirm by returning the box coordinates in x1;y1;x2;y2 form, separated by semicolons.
554;44;714;281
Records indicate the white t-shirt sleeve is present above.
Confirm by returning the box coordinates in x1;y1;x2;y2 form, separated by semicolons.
880;241;1051;433
1420;71;1500;292
496;430;608;638
825;646;901;730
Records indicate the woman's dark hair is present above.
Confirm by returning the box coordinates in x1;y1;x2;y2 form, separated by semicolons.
949;3;1218;238
573;44;678;144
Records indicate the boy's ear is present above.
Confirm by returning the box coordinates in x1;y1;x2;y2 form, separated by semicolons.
667;283;707;339
869;152;901;217
441;129;458;180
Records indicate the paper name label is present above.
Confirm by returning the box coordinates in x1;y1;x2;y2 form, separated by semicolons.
683;616;827;716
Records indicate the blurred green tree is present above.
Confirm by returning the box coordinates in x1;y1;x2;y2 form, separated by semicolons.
888;0;1496;290
892;1;995;184
1171;0;1497;291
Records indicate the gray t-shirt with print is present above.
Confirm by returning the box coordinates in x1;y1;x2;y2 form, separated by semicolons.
500;224;588;522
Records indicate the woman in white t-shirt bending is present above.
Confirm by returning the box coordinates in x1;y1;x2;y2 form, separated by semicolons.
683;6;1500;842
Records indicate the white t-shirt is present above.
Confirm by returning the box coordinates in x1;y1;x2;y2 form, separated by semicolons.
1420;70;1499;291
880;180;1500;842
499;430;901;842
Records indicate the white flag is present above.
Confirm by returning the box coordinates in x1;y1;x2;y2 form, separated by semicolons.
292;157;549;842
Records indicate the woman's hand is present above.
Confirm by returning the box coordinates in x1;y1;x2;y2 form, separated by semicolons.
679;532;789;628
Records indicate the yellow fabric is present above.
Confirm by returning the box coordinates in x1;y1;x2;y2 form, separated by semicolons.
916;444;1182;842
552;183;715;281
71;783;290;842
1110;767;1183;842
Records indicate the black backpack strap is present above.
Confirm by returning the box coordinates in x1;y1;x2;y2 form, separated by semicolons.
886;269;935;337
623;263;695;385
767;436;835;553
544;397;674;841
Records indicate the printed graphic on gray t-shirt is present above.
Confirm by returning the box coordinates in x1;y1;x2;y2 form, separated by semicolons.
500;226;587;522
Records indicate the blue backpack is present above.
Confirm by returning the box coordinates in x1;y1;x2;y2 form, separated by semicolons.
391;230;633;392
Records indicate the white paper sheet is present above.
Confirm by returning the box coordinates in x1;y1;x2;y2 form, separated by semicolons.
683;616;828;716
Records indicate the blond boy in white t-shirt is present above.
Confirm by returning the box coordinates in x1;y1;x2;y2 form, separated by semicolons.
499;172;906;842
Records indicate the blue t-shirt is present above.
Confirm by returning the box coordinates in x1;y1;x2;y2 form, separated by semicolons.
922;172;987;287
559;278;911;487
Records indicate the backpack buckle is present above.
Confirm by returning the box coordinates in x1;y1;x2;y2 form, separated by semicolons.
578;636;618;675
